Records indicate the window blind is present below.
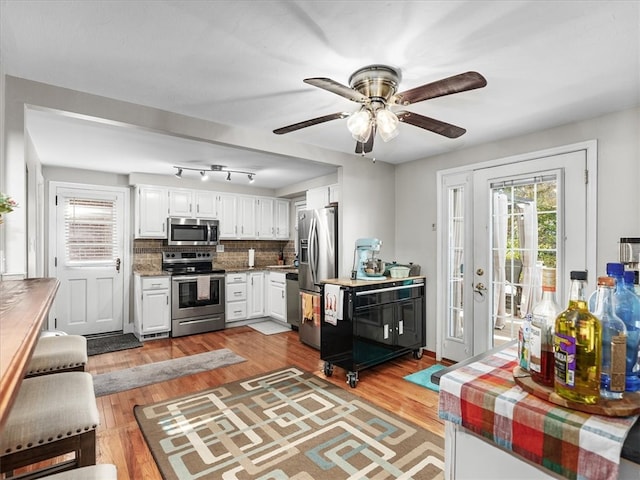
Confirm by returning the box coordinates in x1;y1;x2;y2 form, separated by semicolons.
64;197;117;263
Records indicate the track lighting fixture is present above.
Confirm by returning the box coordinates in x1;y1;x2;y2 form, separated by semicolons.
172;164;256;183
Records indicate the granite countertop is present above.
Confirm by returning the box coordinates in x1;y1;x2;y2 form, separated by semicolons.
134;266;299;276
322;275;425;287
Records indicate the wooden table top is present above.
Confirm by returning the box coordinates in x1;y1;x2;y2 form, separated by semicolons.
0;278;59;433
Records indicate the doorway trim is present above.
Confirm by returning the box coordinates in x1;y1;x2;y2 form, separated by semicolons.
46;181;132;333
435;140;597;361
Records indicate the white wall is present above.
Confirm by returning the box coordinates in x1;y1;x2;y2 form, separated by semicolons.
395;106;640;353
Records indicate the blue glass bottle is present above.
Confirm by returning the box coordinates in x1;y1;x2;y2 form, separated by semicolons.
607;263;640;391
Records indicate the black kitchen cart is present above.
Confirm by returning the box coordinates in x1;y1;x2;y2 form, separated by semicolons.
320;276;426;387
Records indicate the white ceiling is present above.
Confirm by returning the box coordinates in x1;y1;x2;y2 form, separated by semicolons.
1;1;639;189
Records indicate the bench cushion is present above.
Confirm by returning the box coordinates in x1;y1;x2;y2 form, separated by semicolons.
27;335;87;375
1;372;99;454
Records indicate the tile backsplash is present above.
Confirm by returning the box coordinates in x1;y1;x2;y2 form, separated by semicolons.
133;239;295;272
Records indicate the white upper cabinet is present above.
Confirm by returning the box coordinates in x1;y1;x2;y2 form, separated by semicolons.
275;199;290;239
306;184;338;210
169;189;193;217
257;197;275;239
135;185;168;238
237;195;257;239
218;193;237;238
194;190;218;218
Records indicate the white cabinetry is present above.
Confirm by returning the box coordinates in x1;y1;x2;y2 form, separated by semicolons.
237;196;257;239
135;185;168;238
257;197;275;239
133;275;171;340
247;271;266;318
226;272;247;322
275;199;290;239
268;272;287;322
218;194;238;238
168;189;193;217
306;184;338;210
195;190;217;218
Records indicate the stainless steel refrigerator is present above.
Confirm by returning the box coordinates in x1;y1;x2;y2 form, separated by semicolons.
298;205;338;349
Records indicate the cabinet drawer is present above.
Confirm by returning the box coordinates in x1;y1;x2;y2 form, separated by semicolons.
226;273;247;284
141;277;170;290
226;283;247;300
226;301;247;320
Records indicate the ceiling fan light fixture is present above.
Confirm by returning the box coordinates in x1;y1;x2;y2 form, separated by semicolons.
376;108;400;142
347;109;372;142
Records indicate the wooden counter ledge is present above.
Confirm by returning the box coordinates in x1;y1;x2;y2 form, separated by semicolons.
0;278;60;432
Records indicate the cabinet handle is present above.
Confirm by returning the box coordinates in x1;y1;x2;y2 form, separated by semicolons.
281;291;284;299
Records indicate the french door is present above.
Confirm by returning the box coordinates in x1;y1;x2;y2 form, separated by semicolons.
438;144;596;362
49;183;129;335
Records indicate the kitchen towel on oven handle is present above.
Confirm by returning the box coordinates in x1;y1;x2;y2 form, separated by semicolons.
197;275;210;300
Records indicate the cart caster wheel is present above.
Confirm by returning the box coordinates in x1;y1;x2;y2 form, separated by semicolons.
413;349;423;360
323;362;334;377
346;372;358;388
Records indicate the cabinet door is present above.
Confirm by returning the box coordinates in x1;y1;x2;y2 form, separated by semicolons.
256;197;275;239
195;190;217;218
237;196;256;238
306;187;329;210
248;272;265;318
395;297;424;348
328;184;340;204
275;199;290;239
141;290;170;333
268;274;287;322
169;189;193;217
218;194;237;238
136;185;168;238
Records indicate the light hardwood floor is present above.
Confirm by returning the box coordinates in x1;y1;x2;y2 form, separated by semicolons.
53;326;446;479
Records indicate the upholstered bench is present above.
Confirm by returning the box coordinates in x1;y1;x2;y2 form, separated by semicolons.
39;464;117;480
26;335;87;377
0;372;100;479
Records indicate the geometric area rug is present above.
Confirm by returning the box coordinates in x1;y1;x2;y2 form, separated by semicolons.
134;367;445;480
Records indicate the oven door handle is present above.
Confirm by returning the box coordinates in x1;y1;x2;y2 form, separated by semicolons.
172;275;224;282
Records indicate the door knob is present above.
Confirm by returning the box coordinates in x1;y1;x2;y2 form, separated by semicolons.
474;282;486;292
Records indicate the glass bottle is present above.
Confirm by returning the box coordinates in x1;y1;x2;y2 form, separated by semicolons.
554;270;601;404
590;276;626;399
608;263;640;392
530;268;561;386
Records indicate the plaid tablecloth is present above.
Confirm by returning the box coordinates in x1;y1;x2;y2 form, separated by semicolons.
438;345;639;480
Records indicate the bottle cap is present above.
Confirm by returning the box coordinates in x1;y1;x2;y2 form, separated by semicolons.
570;270;587;280
597;276;615;287
541;268;556;289
606;263;624;276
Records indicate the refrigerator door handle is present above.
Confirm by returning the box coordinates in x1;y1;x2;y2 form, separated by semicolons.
309;215;318;286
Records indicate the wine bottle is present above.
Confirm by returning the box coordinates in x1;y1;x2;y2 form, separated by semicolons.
590;276;626;399
554;270;601;404
530;268;561;386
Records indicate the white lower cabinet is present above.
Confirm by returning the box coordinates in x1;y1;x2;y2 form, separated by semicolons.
134;275;171;340
268;272;287;322
225;273;247;323
247;271;266;318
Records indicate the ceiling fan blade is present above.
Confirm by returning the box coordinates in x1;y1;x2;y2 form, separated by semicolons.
396;111;466;138
355;125;375;155
392;71;487;106
273;112;349;134
304;77;370;104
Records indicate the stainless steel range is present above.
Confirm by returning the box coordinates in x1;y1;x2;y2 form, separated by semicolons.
162;252;225;337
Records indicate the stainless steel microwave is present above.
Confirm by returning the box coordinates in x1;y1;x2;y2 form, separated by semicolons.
167;218;219;246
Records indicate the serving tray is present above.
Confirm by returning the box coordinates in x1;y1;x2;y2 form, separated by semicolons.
513;366;640;417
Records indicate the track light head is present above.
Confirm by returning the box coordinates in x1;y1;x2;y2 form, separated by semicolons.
175;168;183;178
248;174;254;183
226;172;231;181
200;171;208;181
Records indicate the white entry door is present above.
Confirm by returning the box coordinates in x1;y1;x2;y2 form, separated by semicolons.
49;184;128;335
439;144;595;362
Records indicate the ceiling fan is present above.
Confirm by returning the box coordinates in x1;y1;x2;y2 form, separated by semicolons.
273;65;487;155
